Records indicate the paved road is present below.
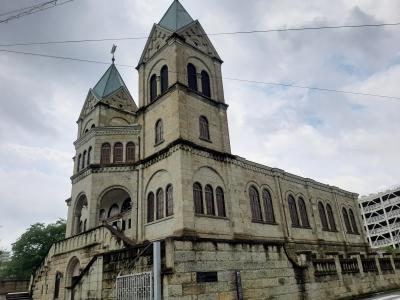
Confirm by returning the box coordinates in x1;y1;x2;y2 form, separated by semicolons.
360;290;400;300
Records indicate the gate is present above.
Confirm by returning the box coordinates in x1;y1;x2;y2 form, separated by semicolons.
116;272;153;300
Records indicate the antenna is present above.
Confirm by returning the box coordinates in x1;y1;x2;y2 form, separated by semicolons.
111;44;117;63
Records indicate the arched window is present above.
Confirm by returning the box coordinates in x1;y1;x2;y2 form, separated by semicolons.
349;209;358;234
91;124;95;129
156;188;164;220
288;195;300;227
205;185;215;215
113;142;123;163
298;197;310;228
193;182;204;214
326;204;337;231
87;147;92;165
262;189;275;224
54;272;62;299
100;143;111;164
108;204;119;218
126;142;135;163
99;209;106;221
121;198;132;213
199;116;210;140
216;187;226;217
201;71;211;97
318;202;329;231
342;208;352;233
166;184;173;217
187;63;197;91
249;186;262;222
147;192;155;223
160;65;169;94
150;74;157;102
77;154;81;172
155;119;163;144
83;219;87;231
82;150;87;169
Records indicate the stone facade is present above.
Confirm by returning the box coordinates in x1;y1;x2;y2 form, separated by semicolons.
30;1;400;299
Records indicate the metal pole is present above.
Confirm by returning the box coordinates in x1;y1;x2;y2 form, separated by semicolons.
153;241;161;300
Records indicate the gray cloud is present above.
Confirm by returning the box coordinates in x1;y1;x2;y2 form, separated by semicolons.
1;0;400;250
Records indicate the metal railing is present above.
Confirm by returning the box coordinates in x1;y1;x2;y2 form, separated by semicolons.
116;272;153;300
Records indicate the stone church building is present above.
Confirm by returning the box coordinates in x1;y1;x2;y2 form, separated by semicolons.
30;1;400;299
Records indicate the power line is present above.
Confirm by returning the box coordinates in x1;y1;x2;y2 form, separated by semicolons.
1;21;400;47
0;0;76;25
0;48;399;101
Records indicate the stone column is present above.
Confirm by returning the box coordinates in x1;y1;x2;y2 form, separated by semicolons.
333;255;343;282
196;73;202;93
156;76;161;97
354;254;364;276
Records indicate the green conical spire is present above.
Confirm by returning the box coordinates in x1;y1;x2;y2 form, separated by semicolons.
92;64;128;99
159;0;194;32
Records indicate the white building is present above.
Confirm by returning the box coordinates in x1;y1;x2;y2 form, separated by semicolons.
359;185;400;249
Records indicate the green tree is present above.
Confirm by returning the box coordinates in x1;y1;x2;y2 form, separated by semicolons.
0;219;66;279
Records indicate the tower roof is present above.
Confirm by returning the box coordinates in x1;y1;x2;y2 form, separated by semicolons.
159;0;194;32
92;63;128;99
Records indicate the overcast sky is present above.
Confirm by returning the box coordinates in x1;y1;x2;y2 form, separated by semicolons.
0;0;399;251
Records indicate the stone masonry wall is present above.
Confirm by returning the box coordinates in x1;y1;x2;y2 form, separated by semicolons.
163;239;400;300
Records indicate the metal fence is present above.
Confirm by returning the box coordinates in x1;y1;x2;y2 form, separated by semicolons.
116;272;153;300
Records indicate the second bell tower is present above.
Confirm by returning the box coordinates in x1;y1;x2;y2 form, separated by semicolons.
136;0;231;159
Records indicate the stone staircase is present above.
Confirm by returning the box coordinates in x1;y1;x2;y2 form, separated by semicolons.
30;225;135;296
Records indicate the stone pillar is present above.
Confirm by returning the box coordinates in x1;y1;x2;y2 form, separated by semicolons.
273;170;290;239
333;256;343;282
354;254;364;276
196;73;202;93
374;255;384;279
156;76;161;97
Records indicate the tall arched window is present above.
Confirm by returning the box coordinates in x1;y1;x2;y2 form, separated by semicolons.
150;74;157;102
199;116;210;140
318;202;329;231
155;119;163;144
77;154;81;172
298;197;310;228
121;198;132;213
113;142;123;163
262;189;275;224
54;272;62;299
249;186;262;222
201;70;211;97
147;192;155;223
100;143;111;164
288;195;300;227
108;204;119;218
83;219;87;231
166;184;173;217
193;182;204;214
156;188;164;220
205;185;215;215
342;208;352;233
349;209;358;234
326;204;337;231
216;187;226;217
87;147;92;165
160;65;169;94
187;63;197;91
82;151;87;169
126;142;135;163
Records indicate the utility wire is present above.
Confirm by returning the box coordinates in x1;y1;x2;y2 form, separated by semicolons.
1;21;400;47
0;0;76;24
0;48;399;101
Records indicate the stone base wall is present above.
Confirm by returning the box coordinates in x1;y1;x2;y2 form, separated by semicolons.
163;239;400;300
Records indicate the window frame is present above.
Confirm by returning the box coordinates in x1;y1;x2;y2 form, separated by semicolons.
201;70;211;98
100;143;111;165
199;116;211;141
193;182;204;214
187;63;198;91
249;186;263;222
150;74;157;102
113;142;123;163
160;65;169;94
155;119;164;145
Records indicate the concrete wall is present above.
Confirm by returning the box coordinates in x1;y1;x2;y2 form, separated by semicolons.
0;279;29;297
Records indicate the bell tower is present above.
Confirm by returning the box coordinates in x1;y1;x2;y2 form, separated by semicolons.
137;0;231;159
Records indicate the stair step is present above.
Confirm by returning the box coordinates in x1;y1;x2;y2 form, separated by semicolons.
6;292;31;300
